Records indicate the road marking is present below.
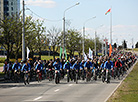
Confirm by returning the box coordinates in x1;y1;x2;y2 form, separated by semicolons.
34;96;42;101
68;84;73;86
54;89;60;92
10;87;17;89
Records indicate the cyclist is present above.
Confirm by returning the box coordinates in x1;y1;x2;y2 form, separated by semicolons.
35;60;43;80
84;60;93;81
53;58;62;84
72;61;81;81
104;58;113;83
12;60;21;71
12;60;21;82
21;61;31;72
80;60;86;80
63;60;72;82
114;58;122;79
3;60;9;79
21;60;31;84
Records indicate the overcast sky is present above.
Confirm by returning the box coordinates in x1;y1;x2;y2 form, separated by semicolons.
22;0;138;48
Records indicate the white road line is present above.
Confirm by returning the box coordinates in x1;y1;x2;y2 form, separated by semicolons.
54;89;60;92
34;96;42;101
10;87;17;89
68;84;73;86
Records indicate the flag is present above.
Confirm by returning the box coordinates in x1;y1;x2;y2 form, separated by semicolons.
83;52;87;61
109;44;112;56
27;47;30;59
105;8;111;15
89;48;93;59
64;48;67;60
60;47;62;59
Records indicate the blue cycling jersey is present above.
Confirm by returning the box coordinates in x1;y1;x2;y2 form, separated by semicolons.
84;61;92;69
21;63;31;71
104;61;113;69
72;63;80;70
12;63;20;70
53;61;62;70
63;62;72;70
35;63;43;70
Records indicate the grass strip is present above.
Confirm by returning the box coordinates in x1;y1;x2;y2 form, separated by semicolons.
107;62;138;102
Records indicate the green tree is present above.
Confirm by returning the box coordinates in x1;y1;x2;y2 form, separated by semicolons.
122;40;127;49
65;29;82;57
114;43;117;49
33;19;46;59
135;42;138;48
0;16;16;61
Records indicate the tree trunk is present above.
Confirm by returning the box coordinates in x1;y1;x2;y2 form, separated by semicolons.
53;46;55;60
39;47;41;60
15;49;19;60
7;44;10;62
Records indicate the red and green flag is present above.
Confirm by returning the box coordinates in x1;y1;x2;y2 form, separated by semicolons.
105;8;111;15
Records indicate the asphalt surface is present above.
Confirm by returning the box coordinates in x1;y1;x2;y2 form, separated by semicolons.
0;73;128;102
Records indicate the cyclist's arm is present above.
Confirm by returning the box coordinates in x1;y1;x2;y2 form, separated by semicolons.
18;63;21;70
60;63;62;69
63;64;66;69
12;63;15;70
35;64;38;70
21;64;25;72
28;64;31;71
111;61;113;69
104;62;107;69
3;64;5;72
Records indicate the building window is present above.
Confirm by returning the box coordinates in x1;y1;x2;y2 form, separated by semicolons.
11;2;13;5
7;1;9;5
4;7;9;11
4;1;9;5
11;7;13;11
11;12;13;15
6;13;9;16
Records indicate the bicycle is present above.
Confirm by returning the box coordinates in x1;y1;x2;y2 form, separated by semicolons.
24;71;30;85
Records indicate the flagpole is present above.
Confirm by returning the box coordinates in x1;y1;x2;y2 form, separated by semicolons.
110;7;112;45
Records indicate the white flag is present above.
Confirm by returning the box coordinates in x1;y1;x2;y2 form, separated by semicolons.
27;47;30;59
83;52;87;61
89;48;93;59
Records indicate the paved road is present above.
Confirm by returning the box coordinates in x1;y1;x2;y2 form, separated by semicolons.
0;74;129;102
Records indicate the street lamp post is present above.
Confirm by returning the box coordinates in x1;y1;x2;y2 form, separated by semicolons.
95;31;97;56
82;16;96;54
22;0;25;61
63;2;80;58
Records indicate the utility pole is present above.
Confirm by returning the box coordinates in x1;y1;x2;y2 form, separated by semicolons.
95;31;97;56
63;17;65;58
105;38;107;56
22;0;25;61
102;35;104;56
82;26;85;54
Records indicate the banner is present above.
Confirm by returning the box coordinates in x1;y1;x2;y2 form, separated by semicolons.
64;48;67;60
89;48;93;59
60;47;62;59
83;52;87;61
109;44;112;56
27;47;30;60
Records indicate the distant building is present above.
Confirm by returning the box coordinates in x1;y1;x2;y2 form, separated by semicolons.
0;0;20;20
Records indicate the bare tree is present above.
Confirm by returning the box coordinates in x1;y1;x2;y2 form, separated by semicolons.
47;27;62;60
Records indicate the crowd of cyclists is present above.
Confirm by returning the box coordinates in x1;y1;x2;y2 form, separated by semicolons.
2;50;137;85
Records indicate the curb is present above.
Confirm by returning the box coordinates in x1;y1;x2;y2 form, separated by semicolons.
104;60;138;102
